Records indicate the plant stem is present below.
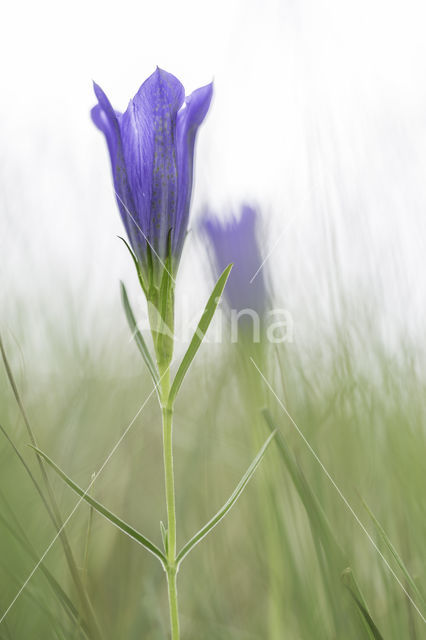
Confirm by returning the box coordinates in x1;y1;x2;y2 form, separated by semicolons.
160;367;180;640
166;567;180;640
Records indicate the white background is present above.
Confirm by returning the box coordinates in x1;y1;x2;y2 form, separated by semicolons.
2;0;426;351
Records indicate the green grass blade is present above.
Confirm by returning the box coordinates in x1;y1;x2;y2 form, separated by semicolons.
29;446;167;567
120;281;159;387
362;499;426;610
0;423;99;638
3;569;70;640
0;423;57;525
349;596;384;640
342;568;384;640
176;430;276;567
262;409;344;561
82;472;96;593
262;409;352;633
168;264;232;408
0;497;88;637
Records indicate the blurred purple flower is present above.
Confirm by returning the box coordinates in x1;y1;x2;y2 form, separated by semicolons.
91;68;212;284
202;205;268;316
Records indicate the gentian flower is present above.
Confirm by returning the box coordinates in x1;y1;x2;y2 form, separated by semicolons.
202;205;268;319
91;68;213;290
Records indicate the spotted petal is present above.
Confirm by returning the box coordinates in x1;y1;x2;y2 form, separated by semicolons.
120;68;185;265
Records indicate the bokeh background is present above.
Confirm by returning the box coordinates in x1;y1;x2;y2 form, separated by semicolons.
1;0;426;638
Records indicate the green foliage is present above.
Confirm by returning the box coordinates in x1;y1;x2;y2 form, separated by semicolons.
120;282;159;387
168;264;232;408
176;430;276;566
29;446;167;567
1;293;425;638
342;568;384;640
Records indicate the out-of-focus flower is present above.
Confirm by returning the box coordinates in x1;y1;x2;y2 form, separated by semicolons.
202;205;268;317
91;67;213;287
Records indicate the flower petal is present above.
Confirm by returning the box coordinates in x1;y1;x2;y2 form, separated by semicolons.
202;205;267;315
174;82;213;262
91;82;146;263
120;68;185;262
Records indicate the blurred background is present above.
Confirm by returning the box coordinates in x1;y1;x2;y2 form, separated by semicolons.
1;0;426;638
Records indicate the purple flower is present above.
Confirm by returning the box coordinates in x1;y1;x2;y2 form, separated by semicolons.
202;205;268;316
91;68;213;285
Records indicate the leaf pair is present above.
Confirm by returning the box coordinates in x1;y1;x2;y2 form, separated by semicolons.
29;259;274;578
31;430;275;570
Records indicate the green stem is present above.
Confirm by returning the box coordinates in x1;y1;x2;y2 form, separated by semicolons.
166;567;180;640
160;368;180;640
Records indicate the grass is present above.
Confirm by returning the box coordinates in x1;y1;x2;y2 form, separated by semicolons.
0;290;425;639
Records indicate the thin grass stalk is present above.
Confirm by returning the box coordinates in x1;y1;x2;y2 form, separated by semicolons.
0;335;103;640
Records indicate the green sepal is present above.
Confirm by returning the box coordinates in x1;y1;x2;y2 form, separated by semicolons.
118;236;148;297
146;242;155;292
152;229;175;370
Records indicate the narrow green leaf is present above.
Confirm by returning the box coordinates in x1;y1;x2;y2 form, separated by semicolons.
176;430;276;567
160;521;168;556
168;264;232;408
342;568;384;640
362;499;426;610
29;446;167;567
349;596;384;640
120;281;160;387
